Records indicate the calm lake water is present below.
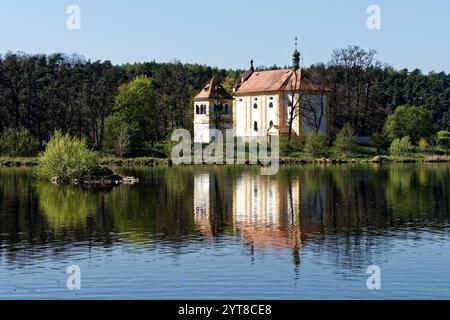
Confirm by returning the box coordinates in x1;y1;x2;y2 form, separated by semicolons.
0;164;449;299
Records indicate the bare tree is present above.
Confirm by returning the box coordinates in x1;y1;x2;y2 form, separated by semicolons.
286;70;301;143
300;68;329;134
116;124;131;158
330;45;378;134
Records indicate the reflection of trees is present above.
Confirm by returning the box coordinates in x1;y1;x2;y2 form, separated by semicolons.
0;167;42;244
105;167;196;243
385;164;450;222
2;164;450;270
37;182;99;229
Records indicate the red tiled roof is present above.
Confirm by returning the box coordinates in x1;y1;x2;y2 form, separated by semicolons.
235;69;294;94
194;78;234;101
234;68;330;94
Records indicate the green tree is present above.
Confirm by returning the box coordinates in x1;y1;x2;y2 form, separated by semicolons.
388;136;414;156
105;75;156;155
0;127;39;156
385;106;432;144
334;123;357;156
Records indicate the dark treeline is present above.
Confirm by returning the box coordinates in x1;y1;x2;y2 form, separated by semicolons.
0;46;449;154
0;52;231;151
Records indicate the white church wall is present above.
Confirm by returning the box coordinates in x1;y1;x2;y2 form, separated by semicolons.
234;97;246;137
266;95;279;128
234;94;282;139
194;123;212;143
251;96;262;137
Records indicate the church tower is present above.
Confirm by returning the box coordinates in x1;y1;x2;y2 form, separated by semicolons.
193;78;234;143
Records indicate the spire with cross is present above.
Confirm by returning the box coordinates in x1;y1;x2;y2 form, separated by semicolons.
292;37;301;71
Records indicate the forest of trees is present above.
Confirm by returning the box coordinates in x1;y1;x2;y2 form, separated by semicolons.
0;46;449;157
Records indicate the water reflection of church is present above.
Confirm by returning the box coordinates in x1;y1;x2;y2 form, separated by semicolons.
194;172;310;259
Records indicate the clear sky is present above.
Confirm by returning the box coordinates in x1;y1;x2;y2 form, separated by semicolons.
0;0;449;72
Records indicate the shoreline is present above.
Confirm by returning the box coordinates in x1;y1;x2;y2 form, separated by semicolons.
2;155;450;167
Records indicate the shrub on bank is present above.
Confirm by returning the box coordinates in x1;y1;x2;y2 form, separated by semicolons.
436;131;450;150
418;138;429;154
304;133;328;157
334;124;357;156
36;131;99;182
389;136;414;156
372;132;390;155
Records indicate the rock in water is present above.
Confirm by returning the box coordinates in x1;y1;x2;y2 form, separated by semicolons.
49;166;138;186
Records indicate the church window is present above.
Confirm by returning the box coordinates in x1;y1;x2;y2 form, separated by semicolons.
269;102;274;108
254;121;258;132
253;103;258;109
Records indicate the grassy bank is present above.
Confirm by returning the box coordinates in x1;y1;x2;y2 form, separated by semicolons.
0;156;170;167
2;154;450;167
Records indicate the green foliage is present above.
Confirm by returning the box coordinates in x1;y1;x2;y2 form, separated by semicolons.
334;124;357;156
104;75;156;156
372;132;390;154
0;127;39;156
385;106;432;144
304;133;328;157
436;130;450;148
389;136;414;156
418;138;429;153
36;131;99;182
280;136;303;157
37;182;99;228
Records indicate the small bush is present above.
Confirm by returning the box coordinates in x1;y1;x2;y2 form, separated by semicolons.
334;124;357;156
304;133;328;157
372;132;390;154
389;136;414;156
280;137;303;157
436;131;450;149
0;127;40;156
36;131;99;182
418;138;429;153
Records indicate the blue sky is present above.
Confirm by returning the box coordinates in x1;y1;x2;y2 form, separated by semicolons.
0;0;449;72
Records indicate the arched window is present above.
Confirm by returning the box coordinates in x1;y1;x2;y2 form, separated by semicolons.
253;103;258;109
269;102;274;108
269;120;274;127
254;121;258;132
196;105;199;114
201;104;206;114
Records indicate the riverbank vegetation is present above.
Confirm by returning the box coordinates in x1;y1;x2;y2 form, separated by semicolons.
0;46;449;163
35;131;100;182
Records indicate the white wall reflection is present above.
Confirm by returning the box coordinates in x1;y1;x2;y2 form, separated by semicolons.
194;172;306;252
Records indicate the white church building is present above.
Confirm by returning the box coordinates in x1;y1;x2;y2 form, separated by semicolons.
193;48;330;143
